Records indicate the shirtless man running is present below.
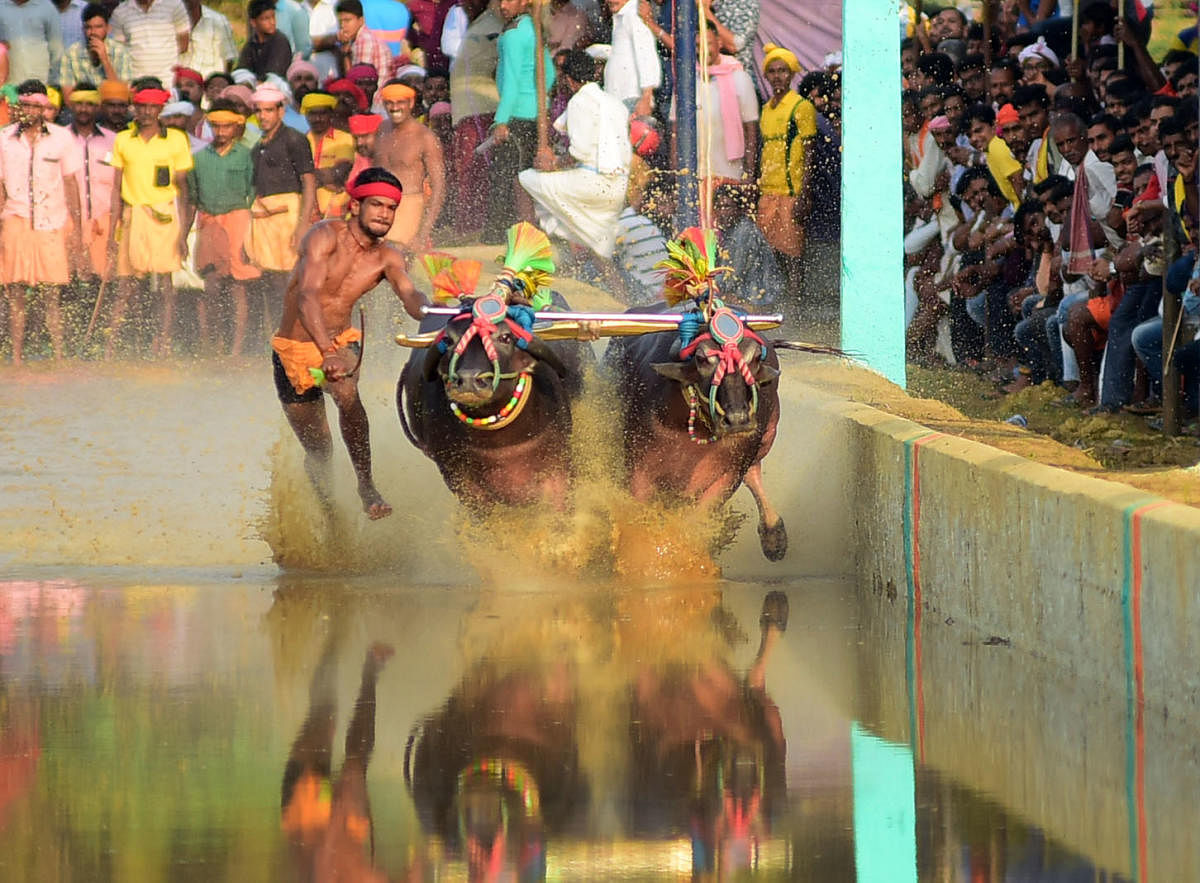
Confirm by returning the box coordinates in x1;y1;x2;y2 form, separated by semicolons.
371;80;446;251
271;166;427;520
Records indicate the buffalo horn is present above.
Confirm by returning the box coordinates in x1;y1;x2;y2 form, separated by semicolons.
522;334;567;376
423;341;444;381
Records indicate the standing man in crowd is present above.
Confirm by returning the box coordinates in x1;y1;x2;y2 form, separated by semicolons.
67;84;117;282
0;0;65;85
184;97;260;355
0;83;84;365
303;90;355;218
604;0;659;117
59;4;134;92
347;111;380;184
485;0;554;242
335;0;392;79
180;0;239;78
448;0;500;236
672;22;758;185
247;83;316;317
108;0;191;86
372;81;445;252
519;50;629;263
239;0;295;80
757;43;813;296
57;0;87;49
99;78;132;131
104;85;193;358
270;166;426;520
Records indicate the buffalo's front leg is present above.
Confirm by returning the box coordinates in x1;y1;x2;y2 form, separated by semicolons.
744;462;787;561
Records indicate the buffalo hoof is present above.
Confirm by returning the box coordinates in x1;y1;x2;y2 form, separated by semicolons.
760;591;789;632
757;518;788;561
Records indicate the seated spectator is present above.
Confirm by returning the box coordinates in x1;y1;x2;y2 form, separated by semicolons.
965;102;1024;211
713;183;781;309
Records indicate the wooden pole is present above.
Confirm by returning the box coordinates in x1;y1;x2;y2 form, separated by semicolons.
981;0;992;69
1117;0;1125;70
1070;0;1079;62
1162;213;1181;436
531;0;549;154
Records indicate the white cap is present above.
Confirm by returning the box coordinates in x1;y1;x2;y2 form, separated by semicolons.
230;68;257;86
585;43;612;61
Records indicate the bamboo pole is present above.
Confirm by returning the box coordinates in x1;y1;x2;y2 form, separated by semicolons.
1070;0;1079;62
531;0;549;154
981;0;992;69
1117;0;1125;70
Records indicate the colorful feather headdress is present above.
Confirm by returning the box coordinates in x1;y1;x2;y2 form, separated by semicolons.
655;227;731;312
420;252;483;303
489;222;555;310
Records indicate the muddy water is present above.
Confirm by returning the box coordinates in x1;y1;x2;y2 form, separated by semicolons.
0;284;1190;880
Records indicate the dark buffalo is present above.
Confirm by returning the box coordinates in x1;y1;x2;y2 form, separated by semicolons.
398;293;588;511
604;303;787;560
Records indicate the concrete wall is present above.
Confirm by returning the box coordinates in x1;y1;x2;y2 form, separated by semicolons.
803;384;1200;879
815;393;1200;713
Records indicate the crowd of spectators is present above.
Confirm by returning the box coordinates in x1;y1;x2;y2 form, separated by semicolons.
0;0;844;365
903;0;1200;425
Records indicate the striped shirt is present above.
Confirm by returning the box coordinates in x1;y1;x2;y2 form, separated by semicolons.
59;38;135;90
613;207;667;303
344;25;392;81
109;0;190;86
178;5;237;79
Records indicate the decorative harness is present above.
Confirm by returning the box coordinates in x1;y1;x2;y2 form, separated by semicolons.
677;307;766;445
432;293;538;431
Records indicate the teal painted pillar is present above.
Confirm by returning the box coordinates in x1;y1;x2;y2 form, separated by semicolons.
841;0;906;388
851;722;918;882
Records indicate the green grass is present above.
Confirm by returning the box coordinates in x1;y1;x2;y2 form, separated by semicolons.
1149;0;1196;59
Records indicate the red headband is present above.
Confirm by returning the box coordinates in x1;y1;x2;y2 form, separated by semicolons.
174;66;203;85
348;180;403;203
133;87;171;106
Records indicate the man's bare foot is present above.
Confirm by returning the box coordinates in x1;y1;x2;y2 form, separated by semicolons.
359;485;393;520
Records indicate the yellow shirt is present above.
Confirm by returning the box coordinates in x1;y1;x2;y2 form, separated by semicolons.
758;92;817;196
307;128;355;215
111;126;193;207
986;134;1023;210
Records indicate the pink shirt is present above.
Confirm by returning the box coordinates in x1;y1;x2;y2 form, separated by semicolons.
72;125;117;223
0;123;84;231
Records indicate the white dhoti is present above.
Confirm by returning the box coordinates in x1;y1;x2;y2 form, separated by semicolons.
518;166;628;259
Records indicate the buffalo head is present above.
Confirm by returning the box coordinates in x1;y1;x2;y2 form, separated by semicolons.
424;294;566;408
650;308;779;438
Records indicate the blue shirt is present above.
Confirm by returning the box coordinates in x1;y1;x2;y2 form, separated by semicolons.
0;0;64;85
363;0;411;57
495;15;554;125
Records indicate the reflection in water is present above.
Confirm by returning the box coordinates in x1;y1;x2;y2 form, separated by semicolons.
281;638;393;882
0;576;1169;881
630;591;788;877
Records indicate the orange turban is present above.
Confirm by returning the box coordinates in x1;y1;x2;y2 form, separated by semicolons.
378;82;416;103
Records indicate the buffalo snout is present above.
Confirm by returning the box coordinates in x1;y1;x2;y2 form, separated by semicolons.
447;370;496;406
